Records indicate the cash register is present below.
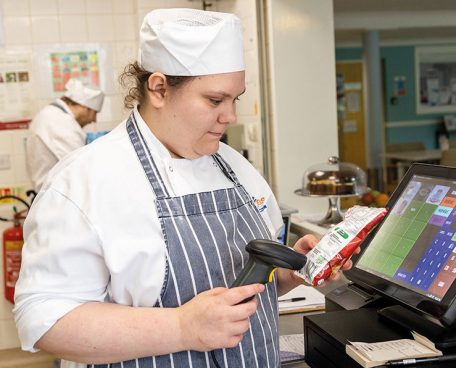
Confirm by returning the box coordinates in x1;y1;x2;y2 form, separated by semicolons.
304;163;456;367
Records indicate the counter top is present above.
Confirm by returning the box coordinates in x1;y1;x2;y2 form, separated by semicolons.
0;348;55;368
290;213;329;239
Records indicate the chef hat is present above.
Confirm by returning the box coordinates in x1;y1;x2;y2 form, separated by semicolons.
138;8;245;76
63;79;105;112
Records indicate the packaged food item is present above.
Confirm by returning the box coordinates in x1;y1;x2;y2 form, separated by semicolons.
295;205;387;286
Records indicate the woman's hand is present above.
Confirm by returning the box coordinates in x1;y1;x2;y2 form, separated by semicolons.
34;285;264;363
276;234;360;296
177;283;264;352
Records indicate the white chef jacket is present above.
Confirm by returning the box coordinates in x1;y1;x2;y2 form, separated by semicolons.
14;106;284;363
26;99;86;191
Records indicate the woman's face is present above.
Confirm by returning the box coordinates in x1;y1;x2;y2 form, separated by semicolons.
159;71;245;159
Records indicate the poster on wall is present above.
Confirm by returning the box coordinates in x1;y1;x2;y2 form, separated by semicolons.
0;52;33;128
50;51;100;92
34;43;114;100
416;46;456;114
393;76;406;97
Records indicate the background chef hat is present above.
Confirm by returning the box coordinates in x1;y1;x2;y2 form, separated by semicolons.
63;79;105;112
138;8;245;76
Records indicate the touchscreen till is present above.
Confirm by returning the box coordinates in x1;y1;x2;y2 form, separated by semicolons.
357;174;456;302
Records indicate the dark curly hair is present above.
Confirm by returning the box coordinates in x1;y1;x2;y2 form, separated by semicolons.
119;62;194;109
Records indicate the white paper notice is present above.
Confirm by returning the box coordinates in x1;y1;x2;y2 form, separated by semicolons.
0;52;33;121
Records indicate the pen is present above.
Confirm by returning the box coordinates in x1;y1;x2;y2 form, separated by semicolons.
279;297;307;302
385;353;456;366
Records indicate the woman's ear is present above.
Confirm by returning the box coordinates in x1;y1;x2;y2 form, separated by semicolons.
146;72;167;108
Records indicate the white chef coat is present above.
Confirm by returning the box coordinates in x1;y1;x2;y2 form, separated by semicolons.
14;106;284;363
26;99;86;191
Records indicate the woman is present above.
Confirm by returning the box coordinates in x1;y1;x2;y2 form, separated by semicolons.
14;8;351;368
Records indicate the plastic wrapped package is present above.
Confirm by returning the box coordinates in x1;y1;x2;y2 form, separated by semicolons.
296;206;387;286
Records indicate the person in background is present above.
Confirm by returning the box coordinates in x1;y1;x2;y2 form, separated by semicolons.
14;8;354;368
26;79;104;191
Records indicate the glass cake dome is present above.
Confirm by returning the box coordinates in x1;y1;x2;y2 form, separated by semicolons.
296;156;368;196
295;156;368;226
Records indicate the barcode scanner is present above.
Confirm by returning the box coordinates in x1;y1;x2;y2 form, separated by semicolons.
231;239;307;292
211;239;308;368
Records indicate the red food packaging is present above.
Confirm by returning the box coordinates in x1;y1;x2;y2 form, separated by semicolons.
296;206;387;286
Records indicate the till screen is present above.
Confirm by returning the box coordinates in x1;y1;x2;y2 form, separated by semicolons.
357;175;456;302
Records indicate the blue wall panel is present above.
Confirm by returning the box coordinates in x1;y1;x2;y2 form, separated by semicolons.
386;125;437;149
336;44;456;149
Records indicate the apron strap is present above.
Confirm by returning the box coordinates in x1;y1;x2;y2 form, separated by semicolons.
49;102;69;114
127;111;245;199
211;153;242;186
127;113;170;199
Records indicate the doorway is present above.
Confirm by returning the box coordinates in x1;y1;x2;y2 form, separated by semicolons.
336;61;367;170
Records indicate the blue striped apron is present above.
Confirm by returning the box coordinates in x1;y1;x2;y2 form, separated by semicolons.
50;101;68;114
89;113;279;368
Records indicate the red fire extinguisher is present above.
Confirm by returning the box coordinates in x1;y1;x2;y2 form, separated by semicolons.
1;195;32;304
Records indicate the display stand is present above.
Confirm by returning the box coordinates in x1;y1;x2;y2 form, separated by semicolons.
378;305;456;350
325;282;391;312
325;284;456;349
293;190;357;227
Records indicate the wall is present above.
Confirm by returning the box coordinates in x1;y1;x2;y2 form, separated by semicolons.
215;0;265;173
0;0;139;189
267;0;339;214
336;44;456;149
0;0;263;351
0;0;138;351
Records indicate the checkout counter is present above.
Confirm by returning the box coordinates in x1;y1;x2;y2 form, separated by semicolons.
280;156;366;367
286;218;456;368
282;162;456;368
